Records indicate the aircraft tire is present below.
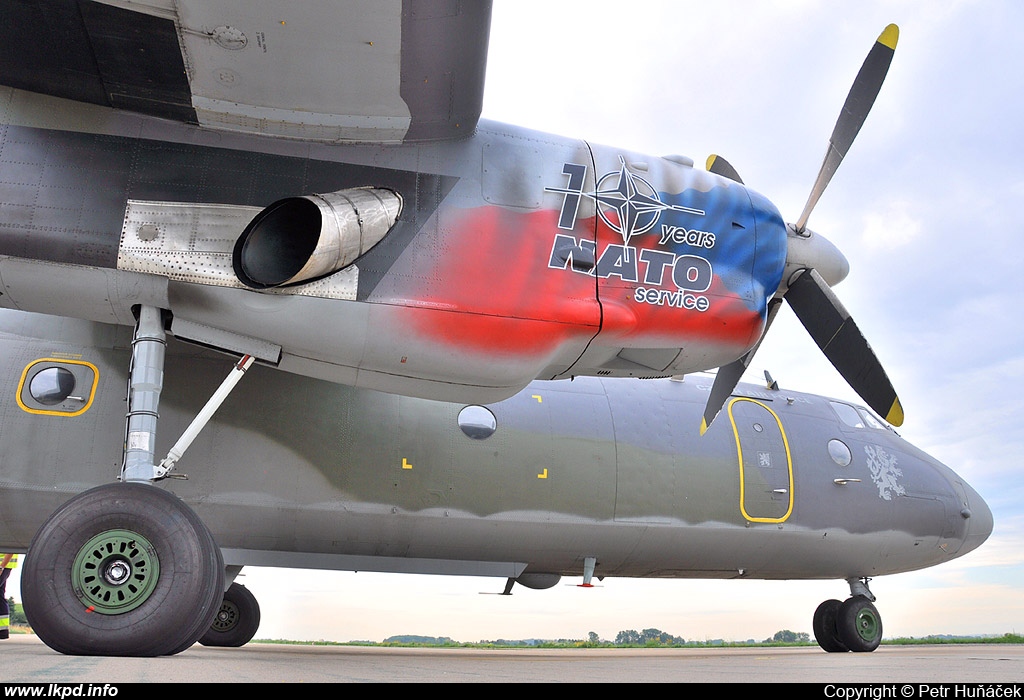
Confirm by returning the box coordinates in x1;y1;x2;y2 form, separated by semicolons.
836;595;883;652
812;598;849;652
199;582;261;647
162;519;227;656
21;482;224;656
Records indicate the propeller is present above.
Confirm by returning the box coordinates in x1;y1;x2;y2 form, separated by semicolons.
784;268;904;426
700;24;903;433
702;298;781;432
706;154;744;184
795;23;899;233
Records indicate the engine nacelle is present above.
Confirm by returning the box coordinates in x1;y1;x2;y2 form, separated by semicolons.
233;188;402;289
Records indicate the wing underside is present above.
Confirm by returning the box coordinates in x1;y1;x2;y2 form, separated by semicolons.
0;0;492;143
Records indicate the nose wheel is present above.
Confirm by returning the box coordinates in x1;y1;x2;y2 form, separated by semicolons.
812;599;848;652
836;596;883;652
813;579;883;652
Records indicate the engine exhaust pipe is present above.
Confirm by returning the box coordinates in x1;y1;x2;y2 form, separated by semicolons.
233;187;402;289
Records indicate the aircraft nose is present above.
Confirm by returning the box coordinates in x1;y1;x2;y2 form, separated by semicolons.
959;480;993;556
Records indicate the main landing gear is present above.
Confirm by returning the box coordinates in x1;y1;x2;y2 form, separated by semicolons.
813;578;883;652
21;483;224;656
22;306;260;656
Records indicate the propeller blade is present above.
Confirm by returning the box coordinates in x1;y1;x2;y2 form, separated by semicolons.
706;154;744;184
700;298;783;434
795;24;898;232
784;269;904;426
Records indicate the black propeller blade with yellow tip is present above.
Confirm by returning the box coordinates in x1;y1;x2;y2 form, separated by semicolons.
784;269;904;426
701;298;781;434
700;24;903;432
795;23;899;233
706;154;744;184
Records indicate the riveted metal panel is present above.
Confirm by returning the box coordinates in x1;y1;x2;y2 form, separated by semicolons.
118;199;359;300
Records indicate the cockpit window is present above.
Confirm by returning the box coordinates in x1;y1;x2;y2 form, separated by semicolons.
858;408;885;430
830;401;887;430
831;401;864;428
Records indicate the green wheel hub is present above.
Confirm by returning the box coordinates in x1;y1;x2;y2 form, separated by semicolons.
71;529;160;614
852;605;880;643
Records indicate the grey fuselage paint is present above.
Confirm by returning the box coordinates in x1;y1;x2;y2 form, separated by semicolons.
0;310;991;582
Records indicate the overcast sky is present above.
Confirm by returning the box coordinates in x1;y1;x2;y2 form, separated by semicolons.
10;0;1023;645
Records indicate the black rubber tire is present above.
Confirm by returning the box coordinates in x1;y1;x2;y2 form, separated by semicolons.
812;598;849;652
199;582;261;647
836;595;883;652
162;518;226;656
22;483;224;656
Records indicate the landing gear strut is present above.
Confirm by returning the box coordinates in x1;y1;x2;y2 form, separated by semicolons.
22;306;253;656
813;578;883;653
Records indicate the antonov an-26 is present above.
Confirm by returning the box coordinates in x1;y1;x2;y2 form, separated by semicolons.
0;0;991;656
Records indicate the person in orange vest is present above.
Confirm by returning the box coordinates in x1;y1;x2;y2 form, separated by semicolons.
0;553;17;640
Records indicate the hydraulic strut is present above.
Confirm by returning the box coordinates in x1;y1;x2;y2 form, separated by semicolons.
121;306;167;483
121;305;254;482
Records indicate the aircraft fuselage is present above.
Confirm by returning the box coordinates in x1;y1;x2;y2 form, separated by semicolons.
0;311;990;582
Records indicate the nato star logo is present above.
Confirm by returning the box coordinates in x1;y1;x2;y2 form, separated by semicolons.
547;158;704;244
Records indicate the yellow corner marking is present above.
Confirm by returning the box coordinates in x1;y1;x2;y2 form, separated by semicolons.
402;458;413;470
532;394;543;403
537;468;548;479
877;23;899;50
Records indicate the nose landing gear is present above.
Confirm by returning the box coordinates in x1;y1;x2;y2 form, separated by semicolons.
813;578;883;652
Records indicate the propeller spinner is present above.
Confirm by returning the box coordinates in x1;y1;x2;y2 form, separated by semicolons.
701;24;903;433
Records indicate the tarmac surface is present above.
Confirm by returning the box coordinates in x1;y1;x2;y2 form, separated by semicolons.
3;635;1024;683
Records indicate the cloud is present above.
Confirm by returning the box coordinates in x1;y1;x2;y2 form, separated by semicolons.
861;199;923;250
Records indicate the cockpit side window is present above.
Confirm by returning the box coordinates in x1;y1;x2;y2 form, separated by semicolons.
830;401;865;428
829;401;890;431
857;407;885;430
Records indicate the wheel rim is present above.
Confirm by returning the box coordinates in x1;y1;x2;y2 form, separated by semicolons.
72;529;160;614
853;605;880;643
211;600;240;633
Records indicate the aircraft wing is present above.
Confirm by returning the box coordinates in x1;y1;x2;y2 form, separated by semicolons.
0;0;492;143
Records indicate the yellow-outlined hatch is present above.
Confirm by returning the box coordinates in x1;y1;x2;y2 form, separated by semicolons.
728;397;794;523
17;358;99;417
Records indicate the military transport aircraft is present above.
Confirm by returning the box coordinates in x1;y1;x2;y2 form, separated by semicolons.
0;0;991;656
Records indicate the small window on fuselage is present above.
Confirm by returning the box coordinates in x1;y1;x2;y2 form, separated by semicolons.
458;405;497;439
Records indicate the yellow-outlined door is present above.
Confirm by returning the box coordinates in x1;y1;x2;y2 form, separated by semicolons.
728;398;793;523
16;358;99;417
